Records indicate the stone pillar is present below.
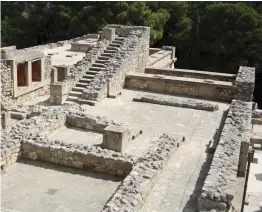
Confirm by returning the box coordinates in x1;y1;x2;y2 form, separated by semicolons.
102;125;130;152
40;58;45;81
1;111;10;129
51;67;58;83
25;61;32;86
101;28;116;42
49;82;69;105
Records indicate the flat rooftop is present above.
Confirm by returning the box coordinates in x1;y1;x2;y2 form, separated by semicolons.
43;44;86;66
1;160;121;212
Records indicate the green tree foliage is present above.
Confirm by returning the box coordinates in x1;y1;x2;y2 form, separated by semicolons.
1;1;262;107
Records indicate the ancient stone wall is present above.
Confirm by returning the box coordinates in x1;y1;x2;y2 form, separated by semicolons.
21;139;134;177
125;73;235;102
198;100;252;212
234;66;256;101
66;111;125;133
102;134;182;212
1;61;14;104
133;94;219;111
145;67;236;82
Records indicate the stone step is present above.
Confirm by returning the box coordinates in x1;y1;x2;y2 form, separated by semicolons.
72;87;85;92
112;40;124;45
79;78;92;83
96;59;109;64
109;43;121;47
104;49;117;54
90;67;106;72
77;99;97;106
83;74;95;79
107;46;118;51
92;63;105;68
67;96;78;102
76;82;89;88
86;70;99;75
69;91;82;97
101;53;113;57
115;37;126;41
98;56;111;60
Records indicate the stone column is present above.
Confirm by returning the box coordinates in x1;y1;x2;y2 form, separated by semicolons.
101;28;116;42
102;125;130;152
25;61;32;86
51;67;58;83
1;111;10;129
40;58;45;81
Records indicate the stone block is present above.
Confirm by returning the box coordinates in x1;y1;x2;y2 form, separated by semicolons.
1;111;10;129
102;124;130;152
1;46;16;59
101;28;116;42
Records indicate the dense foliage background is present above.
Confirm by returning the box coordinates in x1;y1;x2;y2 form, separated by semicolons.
1;1;262;108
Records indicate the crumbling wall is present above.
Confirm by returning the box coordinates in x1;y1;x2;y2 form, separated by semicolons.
198;100;252;212
21;139;134;177
1;61;14;104
102;134;182;212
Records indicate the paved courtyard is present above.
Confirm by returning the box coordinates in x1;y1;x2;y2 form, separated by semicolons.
1;160;121;212
83;89;229;158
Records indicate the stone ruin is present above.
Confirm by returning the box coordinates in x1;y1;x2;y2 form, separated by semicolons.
1;24;261;212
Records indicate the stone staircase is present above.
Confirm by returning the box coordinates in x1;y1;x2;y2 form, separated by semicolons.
66;36;127;105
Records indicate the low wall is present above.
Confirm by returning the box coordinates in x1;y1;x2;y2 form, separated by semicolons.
21;138;134;177
102;134;182;212
65;111;125;133
198;100;252;212
125;73;235;102
133;94;219;111
145;67;236;82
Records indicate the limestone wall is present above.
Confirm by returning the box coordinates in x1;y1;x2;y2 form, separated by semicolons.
102;134;182;212
198;100;252;212
21;139;134;177
234;66;255;101
66;111;125;133
125;73;235;102
1;61;14;104
145;67;236;82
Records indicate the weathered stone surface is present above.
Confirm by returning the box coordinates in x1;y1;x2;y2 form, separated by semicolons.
134;94;219;111
102;124;130;152
102;134;181;212
198;100;252;212
234;66;255;102
21;138;134;177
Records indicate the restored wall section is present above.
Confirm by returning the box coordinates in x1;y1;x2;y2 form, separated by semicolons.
198;100;252;212
125;73;235;102
145;67;236;82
